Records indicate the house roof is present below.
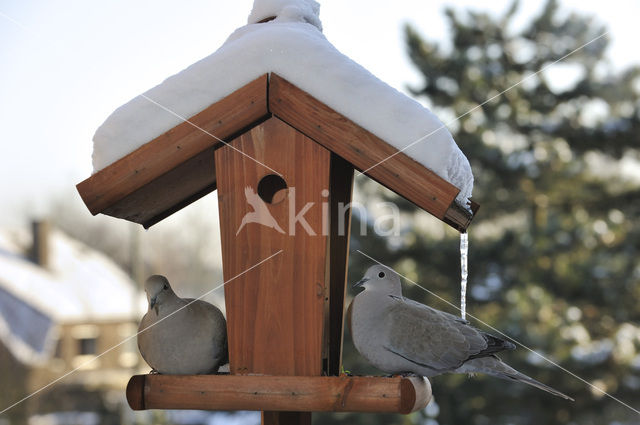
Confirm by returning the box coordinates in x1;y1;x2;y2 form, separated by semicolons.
0;228;145;364
79;75;477;231
80;12;477;230
0;283;55;365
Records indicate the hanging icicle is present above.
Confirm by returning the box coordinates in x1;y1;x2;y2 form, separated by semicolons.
460;231;468;320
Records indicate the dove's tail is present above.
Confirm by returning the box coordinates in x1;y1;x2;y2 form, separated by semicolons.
459;356;574;401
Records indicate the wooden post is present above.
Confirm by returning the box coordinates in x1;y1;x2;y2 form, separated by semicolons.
262;412;310;425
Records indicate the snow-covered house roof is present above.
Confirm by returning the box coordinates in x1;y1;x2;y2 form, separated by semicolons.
0;227;144;365
79;0;477;231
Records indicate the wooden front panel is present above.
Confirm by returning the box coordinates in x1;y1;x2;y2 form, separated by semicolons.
215;117;331;376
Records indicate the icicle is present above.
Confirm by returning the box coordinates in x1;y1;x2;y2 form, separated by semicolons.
460;231;468;320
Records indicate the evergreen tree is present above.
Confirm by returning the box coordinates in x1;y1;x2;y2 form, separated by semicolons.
322;1;640;424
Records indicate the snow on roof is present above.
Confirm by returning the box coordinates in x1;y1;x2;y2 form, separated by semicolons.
0;226;146;362
92;0;473;205
0;227;145;325
248;0;322;31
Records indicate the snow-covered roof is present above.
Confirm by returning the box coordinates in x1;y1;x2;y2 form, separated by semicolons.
0;226;145;363
248;0;322;31
0;229;144;322
92;0;473;205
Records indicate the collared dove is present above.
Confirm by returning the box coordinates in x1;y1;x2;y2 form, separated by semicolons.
348;265;573;400
138;275;228;374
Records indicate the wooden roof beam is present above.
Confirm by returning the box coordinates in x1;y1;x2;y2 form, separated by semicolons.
268;74;476;231
76;75;270;226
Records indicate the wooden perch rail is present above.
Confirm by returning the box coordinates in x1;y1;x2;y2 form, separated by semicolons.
126;375;431;414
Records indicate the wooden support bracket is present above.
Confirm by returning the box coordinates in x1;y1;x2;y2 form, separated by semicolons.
126;375;431;414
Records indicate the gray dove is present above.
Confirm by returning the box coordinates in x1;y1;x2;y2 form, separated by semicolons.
348;265;573;400
138;275;228;374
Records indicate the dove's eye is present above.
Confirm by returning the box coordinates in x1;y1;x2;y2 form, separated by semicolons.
163;284;168;290
378;272;385;278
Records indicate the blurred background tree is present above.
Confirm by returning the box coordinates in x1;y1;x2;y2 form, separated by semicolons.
47;194;225;305
322;0;640;424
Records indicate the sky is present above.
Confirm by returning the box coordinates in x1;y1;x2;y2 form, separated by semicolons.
1;0;639;228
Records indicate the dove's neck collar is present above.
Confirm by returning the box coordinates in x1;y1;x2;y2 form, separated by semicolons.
363;285;403;298
151;292;182;317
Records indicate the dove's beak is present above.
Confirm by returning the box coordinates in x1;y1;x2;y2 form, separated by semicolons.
149;296;157;309
353;277;369;288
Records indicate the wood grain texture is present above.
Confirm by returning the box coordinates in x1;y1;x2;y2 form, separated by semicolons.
126;375;431;414
77;74;270;222
443;199;480;232
126;375;145;411
101;146;216;227
269;73;476;230
215;117;330;377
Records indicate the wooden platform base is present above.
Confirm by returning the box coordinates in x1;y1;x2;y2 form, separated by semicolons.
126;374;431;414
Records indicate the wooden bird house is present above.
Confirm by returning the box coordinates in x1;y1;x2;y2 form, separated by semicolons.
77;73;478;425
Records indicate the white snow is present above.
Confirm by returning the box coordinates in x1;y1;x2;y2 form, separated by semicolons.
0;225;146;364
248;0;322;31
0;228;145;323
0;226;146;364
92;0;473;205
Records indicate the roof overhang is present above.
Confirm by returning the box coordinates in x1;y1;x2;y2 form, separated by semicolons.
77;73;478;230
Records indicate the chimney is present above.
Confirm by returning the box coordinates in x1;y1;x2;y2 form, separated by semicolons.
30;220;50;269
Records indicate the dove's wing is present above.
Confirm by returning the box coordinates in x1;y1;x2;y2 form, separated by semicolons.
385;296;512;372
403;298;470;325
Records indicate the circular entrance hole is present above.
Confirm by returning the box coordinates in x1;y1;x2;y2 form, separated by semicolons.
257;174;288;204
